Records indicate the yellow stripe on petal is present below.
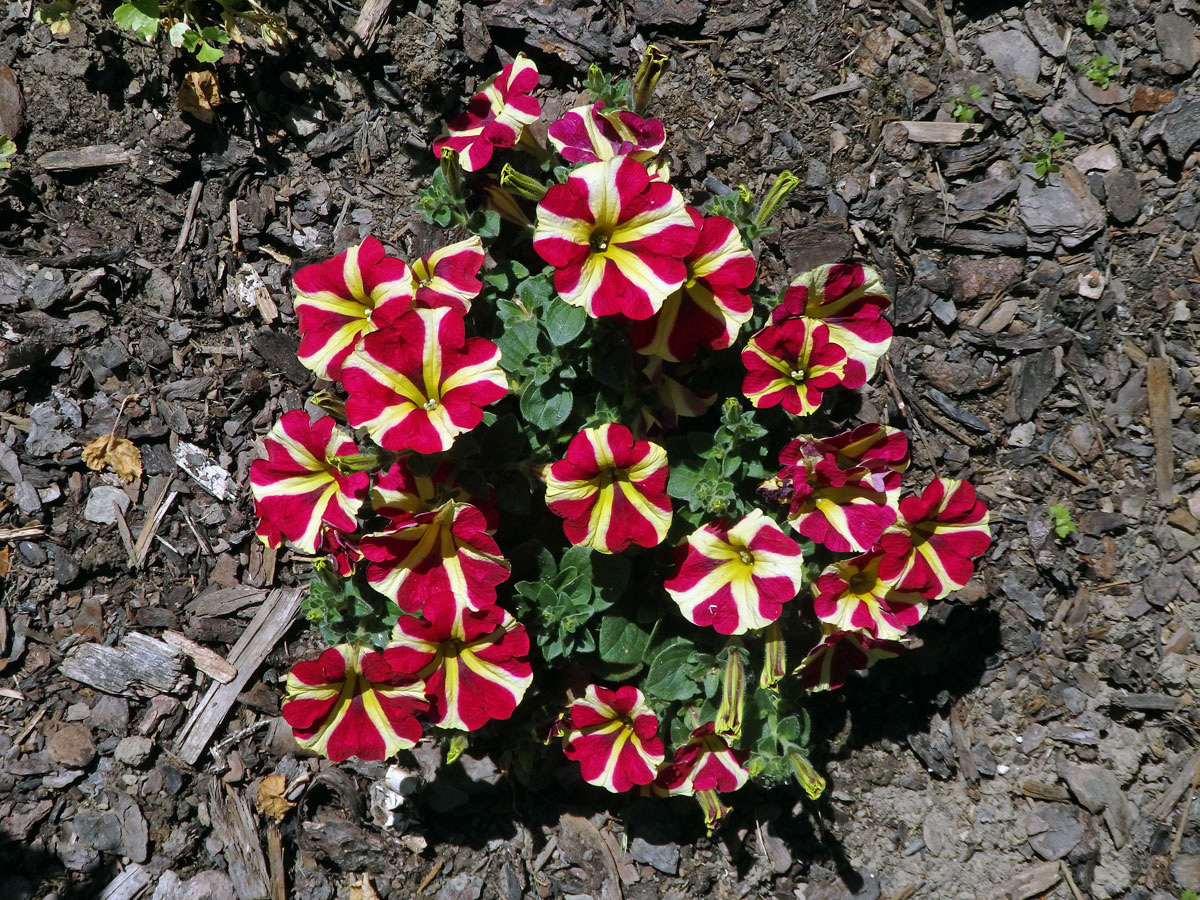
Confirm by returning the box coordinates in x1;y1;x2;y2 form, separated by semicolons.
343;242;366;301
586;485;617;551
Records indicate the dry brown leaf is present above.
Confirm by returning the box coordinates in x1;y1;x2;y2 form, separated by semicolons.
255;774;295;821
81;434;143;483
178;70;220;124
0;545;9;578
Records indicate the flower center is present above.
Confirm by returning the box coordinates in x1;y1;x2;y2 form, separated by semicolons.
848;572;875;594
590;229;613;252
789;368;806;382
737;549;755;566
423;397;440;411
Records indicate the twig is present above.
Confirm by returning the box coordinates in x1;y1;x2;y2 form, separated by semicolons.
1147;357;1176;505
0;525;44;541
416;858;444;894
1039;453;1092;486
112;501;138;567
1059;861;1085;900
134;479;178;568
1170;755;1200;862
174;181;203;258
882;356;941;477
935;0;961;66
229;198;240;253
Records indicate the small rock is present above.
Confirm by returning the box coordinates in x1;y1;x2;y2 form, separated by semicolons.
1077;76;1130;107
25;401;73;457
1026;803;1082;860
1131;85;1174;113
630;836;679;875
435;874;482;900
27;268;67;310
84;486;131;525
1024;8;1065;58
115;735;154;767
976;30;1041;83
1156;13;1200;73
1102;168;1144;223
152;870;237;900
953;176;1018;211
12;481;40;514
1073;143;1120;173
91;695;130;733
1143;96;1200;161
950;256;1024;301
46;723;96;768
71;811;123;852
1017;165;1105;249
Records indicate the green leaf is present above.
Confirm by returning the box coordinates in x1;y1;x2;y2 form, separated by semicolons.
543;300;587;346
113;0;160;39
1048;504;1076;538
167;20;189;45
467;208;501;240
597;616;653;665
519;381;573;430
645;638;702;701
194;40;225;63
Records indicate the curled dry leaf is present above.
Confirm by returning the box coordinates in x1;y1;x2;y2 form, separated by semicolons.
81;434;143;483
255;774;296;821
178;70;220;124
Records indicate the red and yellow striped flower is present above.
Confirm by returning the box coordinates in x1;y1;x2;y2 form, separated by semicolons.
655;723;749;795
795;629;904;692
813;551;926;640
788;424;910;494
760;430;902;554
359;501;509;620
664;510;806;635
281;643;428;762
631;209;755;362
878;478;991;600
741;319;866;416
544;423;672;554
410;237;486;317
547;102;666;165
250;411;369;555
292;236;414;381
432;54;541;172
560;685;665;793
638;358;717;434
772;263;893;378
388;603;532;732
532;156;698;320
371;460;497;531
343;307;508;455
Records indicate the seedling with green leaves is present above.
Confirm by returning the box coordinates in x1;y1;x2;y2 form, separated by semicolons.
951;84;985;123
1031;131;1066;179
1085;1;1109;31
1083;54;1120;89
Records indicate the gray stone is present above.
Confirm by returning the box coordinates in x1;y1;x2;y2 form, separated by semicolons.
1156;13;1200;72
91;695;130;733
435;874;482;900
976;30;1041;83
114;735;154;766
1017;165;1105;249
630;835;680;875
1103;168;1142;224
12;481;40;514
25;401;73;457
71;812;123;852
1144;95;1200;161
152;871;237;900
953;176;1018;211
1024;8;1065;58
1025;803;1082;860
27;268;66;310
84;486;131;525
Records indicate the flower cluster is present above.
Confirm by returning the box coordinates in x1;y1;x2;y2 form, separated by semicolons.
248;49;994;830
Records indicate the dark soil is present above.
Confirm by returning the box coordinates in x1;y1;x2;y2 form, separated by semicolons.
3;0;1200;898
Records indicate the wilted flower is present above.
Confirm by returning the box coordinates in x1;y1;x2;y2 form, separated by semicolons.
878;478;991;600
547;102;666;164
532;156;698;320
432;54;541;172
560;685;665;792
281;644;428;762
813;550;926;640
742;319;866;416
631;209;755;362
655;723;749;795
410;236;485;316
772;263;893;378
388;603;533;731
359;501;509;619
292;236;414;381
250;411;369;555
343;307;508;455
795;629;904;692
543;423;672;554
664;509;806;635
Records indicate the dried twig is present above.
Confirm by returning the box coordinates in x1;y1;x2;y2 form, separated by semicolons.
174;180;203;258
1147;356;1176;504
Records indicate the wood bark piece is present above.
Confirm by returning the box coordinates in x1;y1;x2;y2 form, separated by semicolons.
1147;356;1176;504
267;821;287;900
37;144;134;171
899;121;981;143
60;632;186;697
97;863;152;900
134;476;178;568
162;630;238;684
187;584;267;617
173;587;304;765
352;0;392;53
208;779;271;900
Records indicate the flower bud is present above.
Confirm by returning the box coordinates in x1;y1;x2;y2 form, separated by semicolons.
753;170;800;230
500;164;548;201
695;789;731;834
632;45;669;113
759;622;786;691
788;750;826;800
715;645;746;742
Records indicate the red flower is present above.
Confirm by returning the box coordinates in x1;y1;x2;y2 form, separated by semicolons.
343;307;508;454
432;54;541;172
292;236;414;381
543;423;672;554
632;209;756;362
388;603;533;731
371;459;497;531
795;630;904;692
560;685;665;793
664;510;806;635
772;262;893;378
547;102;666;165
250;411;369;555
281;644;428;761
359;501;510;620
742;319;866;416
813;550;926;640
878;478;991;600
410;236;485;317
655;723;749;795
533;156;698;320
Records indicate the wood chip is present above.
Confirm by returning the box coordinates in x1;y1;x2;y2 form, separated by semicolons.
999;861;1062;900
803;78;863;103
162;630;238;684
173;587;304;765
96;863;152;900
352;0;392;53
1152;750;1200;820
1147;356;1176;504
134;476;178;568
187;584;268;617
900;121;981;143
60;632;186;697
37;144;135;171
208;778;271;900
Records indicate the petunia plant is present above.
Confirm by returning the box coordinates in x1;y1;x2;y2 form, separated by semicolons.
248;47;993;833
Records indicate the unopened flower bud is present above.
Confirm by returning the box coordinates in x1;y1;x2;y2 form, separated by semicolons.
715;644;746;742
754;170;800;230
788;750;826;800
695;789;731;834
632;45;669;113
759;622;786;691
500;164;548;201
